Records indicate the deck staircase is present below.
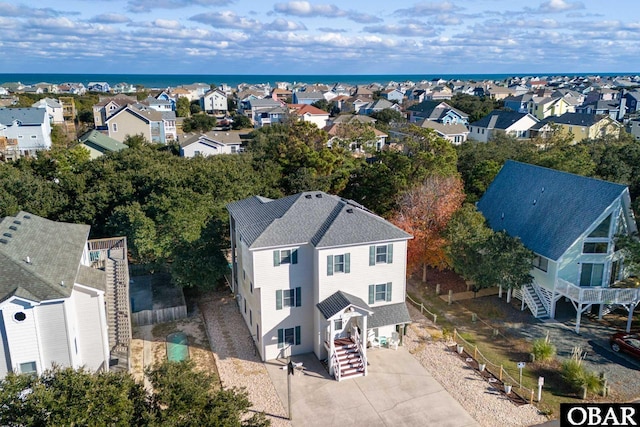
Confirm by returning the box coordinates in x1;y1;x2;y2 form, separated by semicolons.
334;338;365;380
521;283;549;319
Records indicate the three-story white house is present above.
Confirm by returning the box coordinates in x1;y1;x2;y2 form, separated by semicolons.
227;191;412;380
0;212;131;378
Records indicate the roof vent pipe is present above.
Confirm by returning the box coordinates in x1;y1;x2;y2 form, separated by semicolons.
26;256;31;264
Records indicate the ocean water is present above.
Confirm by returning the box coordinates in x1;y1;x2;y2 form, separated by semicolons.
0;72;637;89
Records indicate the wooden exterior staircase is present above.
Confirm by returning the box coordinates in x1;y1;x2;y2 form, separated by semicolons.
333;338;365;380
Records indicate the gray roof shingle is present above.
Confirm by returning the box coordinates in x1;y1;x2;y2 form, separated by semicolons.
0;212;90;302
368;302;412;328
477;161;628;260
0;108;46;125
227;192;411;249
470;110;537;129
316;291;371;319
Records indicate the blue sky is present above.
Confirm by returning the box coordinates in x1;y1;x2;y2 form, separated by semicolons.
1;0;639;75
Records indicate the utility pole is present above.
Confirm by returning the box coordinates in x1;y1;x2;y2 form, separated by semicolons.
283;359;303;421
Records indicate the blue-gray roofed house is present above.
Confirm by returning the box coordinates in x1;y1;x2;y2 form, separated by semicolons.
468;110;539;143
227;191;412;380
0;108;52;156
477;160;640;333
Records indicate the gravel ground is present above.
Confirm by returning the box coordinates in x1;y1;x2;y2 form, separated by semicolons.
199;292;291;427
404;304;549;427
199;290;548;427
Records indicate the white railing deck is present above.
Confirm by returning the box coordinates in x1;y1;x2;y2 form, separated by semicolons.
556;279;640;305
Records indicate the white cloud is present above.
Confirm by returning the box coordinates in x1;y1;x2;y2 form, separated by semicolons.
189;11;262;30
89;13;131;24
394;1;457;16
267;18;307;31
273;1;345;18
539;0;584;13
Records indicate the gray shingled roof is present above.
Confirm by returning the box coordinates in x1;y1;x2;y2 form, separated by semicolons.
76;265;106;292
543;112;608;127
316;291;371;319
227;192;411;249
477;160;628;260
470;110;537;129
368;302;412;328
0;108;46;125
0;212;90;302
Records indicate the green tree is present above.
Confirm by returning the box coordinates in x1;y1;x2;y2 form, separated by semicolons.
448;93;501;123
106;202;160;264
190;101;202;115
124;133;150;149
444;203;493;279
182;115;217;133
473;231;534;290
231;114;252;130
370;108;405;127
176;96;191;118
401;125;459;179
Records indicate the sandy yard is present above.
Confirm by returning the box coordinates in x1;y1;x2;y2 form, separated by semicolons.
129;313;219;387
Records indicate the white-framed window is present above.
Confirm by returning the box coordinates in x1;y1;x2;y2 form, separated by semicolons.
112;123;118;132
582;242;608;254
369;244;393;265
19;361;37;374
580;263;604;287
334;319;343;330
278;326;301;348
368;282;392;304
273;249;298;266
532;255;548;272
326;253;350;275
276;287;301;309
30;135;37;139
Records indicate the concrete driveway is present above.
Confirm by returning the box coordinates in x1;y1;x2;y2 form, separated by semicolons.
265;347;479;427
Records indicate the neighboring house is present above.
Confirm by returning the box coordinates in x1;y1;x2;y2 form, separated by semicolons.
417;120;469;145
244;98;284;124
425;86;452;100
288;104;330;129
105;105;177;144
530;97;574;120
530;113;621;143
468;110;539;142
227;192;412;379
358;99;400;115
179;130;243;157
200;89;228;115
0;126;20;162
627;118;640;141
406;101;468;125
78;130;128;159
0;108;52;156
503;94;536;114
32;98;64;124
325;123;387;153
485;86;513;100
255;105;289;128
576;100;621;121
330;114;377;126
381;88;404;103
92;94;138;128
271;88;292;102
0;211;131;378
477;161;640;333
292;90;324;105
622;91;640;115
143;96;173;113
87;82;111;93
112;82;137;94
177;83;210;102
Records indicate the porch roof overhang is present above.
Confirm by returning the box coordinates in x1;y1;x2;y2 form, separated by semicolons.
317;291;373;320
368;302;412;329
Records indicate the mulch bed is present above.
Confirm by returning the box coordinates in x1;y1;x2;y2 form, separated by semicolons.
449;344;530;406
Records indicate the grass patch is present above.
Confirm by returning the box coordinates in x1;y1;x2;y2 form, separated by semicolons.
408;277;597;416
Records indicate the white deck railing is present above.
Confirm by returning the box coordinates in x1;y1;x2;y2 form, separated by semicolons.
556;279;640;305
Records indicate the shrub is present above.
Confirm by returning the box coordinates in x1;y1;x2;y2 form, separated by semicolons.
561;347;603;397
532;334;556;362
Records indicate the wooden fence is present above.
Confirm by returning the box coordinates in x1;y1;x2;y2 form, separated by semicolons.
131;305;188;326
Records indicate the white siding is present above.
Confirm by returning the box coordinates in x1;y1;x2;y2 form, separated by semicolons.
2;301;42;375
252;245;314;361
317;241;408;306
72;288;109;371
35;302;71;370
